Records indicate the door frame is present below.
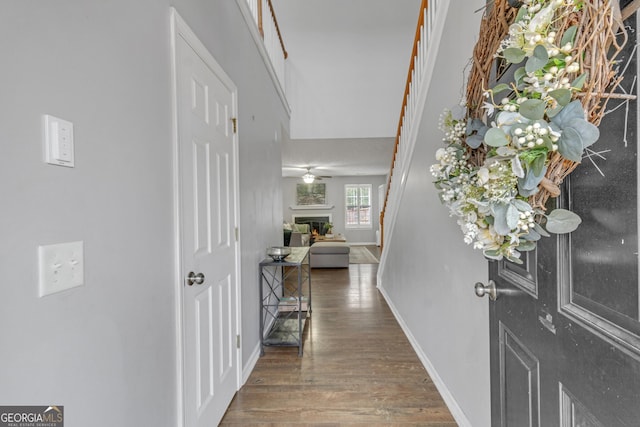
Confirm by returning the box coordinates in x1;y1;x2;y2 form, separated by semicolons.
169;8;243;426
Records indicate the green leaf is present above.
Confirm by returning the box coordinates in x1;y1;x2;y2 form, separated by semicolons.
512;199;532;211
547;105;563;118
519;99;546;120
505;254;524;264
485;128;510;147
492;204;512;235
567;118;600;148
545;209;582;233
517;241;537;251
551;100;585;127
517;165;547;196
525;45;549;73
531;152;547;176
504;47;526;64
522;228;541;241
556;127;584;162
492;83;511;94
514;67;527;86
466;118;486;135
549;89;572;106
515;7;528;22
506;204;520;229
466;135;484;149
560;25;578;47
534;223;551;237
572;73;587;90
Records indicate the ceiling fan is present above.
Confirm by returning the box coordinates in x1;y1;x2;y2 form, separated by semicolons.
301;167;331;183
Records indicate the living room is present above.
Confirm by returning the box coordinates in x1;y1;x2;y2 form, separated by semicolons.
281;175;386;246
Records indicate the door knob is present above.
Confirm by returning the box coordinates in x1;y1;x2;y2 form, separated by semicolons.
475;280;498;301
186;271;205;286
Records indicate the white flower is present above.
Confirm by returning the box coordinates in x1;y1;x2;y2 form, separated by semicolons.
477;167;490;184
528;4;556;33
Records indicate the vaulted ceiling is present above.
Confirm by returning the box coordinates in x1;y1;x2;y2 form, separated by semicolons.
272;0;422;179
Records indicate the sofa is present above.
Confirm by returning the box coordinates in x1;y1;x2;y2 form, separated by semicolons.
309;242;350;268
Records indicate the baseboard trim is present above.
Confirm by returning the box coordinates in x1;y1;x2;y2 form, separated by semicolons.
241;342;261;385
377;284;472;427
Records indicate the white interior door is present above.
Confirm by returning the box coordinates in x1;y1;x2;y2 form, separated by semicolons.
173;11;240;427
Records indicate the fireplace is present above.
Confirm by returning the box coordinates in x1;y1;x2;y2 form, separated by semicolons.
293;215;332;236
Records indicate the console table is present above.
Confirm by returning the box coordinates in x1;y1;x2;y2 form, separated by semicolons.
258;247;311;356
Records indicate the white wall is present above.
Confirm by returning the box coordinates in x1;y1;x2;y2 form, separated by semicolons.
0;1;287;425
378;2;491;426
274;0;421;139
282;176;386;244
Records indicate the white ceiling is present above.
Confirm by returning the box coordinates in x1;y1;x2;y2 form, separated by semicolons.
281;137;395;178
272;0;421;179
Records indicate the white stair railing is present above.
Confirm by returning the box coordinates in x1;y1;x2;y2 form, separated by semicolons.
237;0;289;112
380;0;446;255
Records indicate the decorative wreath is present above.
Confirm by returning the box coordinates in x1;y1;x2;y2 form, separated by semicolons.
431;0;629;263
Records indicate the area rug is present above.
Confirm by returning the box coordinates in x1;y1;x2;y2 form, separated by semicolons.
349;246;379;264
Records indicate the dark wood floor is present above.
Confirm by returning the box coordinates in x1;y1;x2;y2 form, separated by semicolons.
220;263;457;426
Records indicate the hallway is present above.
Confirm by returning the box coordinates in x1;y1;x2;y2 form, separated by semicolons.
221;264;456;425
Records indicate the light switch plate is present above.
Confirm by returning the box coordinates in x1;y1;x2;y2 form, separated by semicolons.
38;241;84;297
44;114;75;167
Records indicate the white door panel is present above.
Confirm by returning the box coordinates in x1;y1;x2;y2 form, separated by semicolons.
173;13;240;426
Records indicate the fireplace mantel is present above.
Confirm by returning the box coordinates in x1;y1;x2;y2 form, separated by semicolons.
289;204;334;210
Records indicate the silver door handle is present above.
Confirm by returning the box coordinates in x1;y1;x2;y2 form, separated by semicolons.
186;271;205;286
475;280;497;301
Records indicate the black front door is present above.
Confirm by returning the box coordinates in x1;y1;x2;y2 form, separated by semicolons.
486;8;640;426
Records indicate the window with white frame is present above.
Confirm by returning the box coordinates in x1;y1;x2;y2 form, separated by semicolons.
345;184;372;229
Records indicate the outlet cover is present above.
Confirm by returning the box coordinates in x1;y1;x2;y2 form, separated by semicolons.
38;241;84;297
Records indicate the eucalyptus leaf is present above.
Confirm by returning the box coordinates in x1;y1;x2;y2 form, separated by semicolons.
566;118;600;148
525;45;549;73
506;204;520;229
485;127;510;147
505;254;524;264
545;209;582;233
514;67;527;86
466;134;484;149
512;199;532;211
517;240;537;251
496;111;525;127
483;249;504;261
556;127;584;162
520;99;546;120
534;223;551;237
492;83;511;94
492;204;512;235
560;25;578;47
572;73;587;90
549;88;571;106
518;164;547;195
551;100;585;128
517;184;539;197
547;105;563;118
504;47;526;64
531;152;546;176
522;228;541;241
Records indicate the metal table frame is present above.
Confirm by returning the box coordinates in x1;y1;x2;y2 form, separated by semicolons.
258;247;311;356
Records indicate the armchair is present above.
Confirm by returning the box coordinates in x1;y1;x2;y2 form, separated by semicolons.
288;223;311;247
